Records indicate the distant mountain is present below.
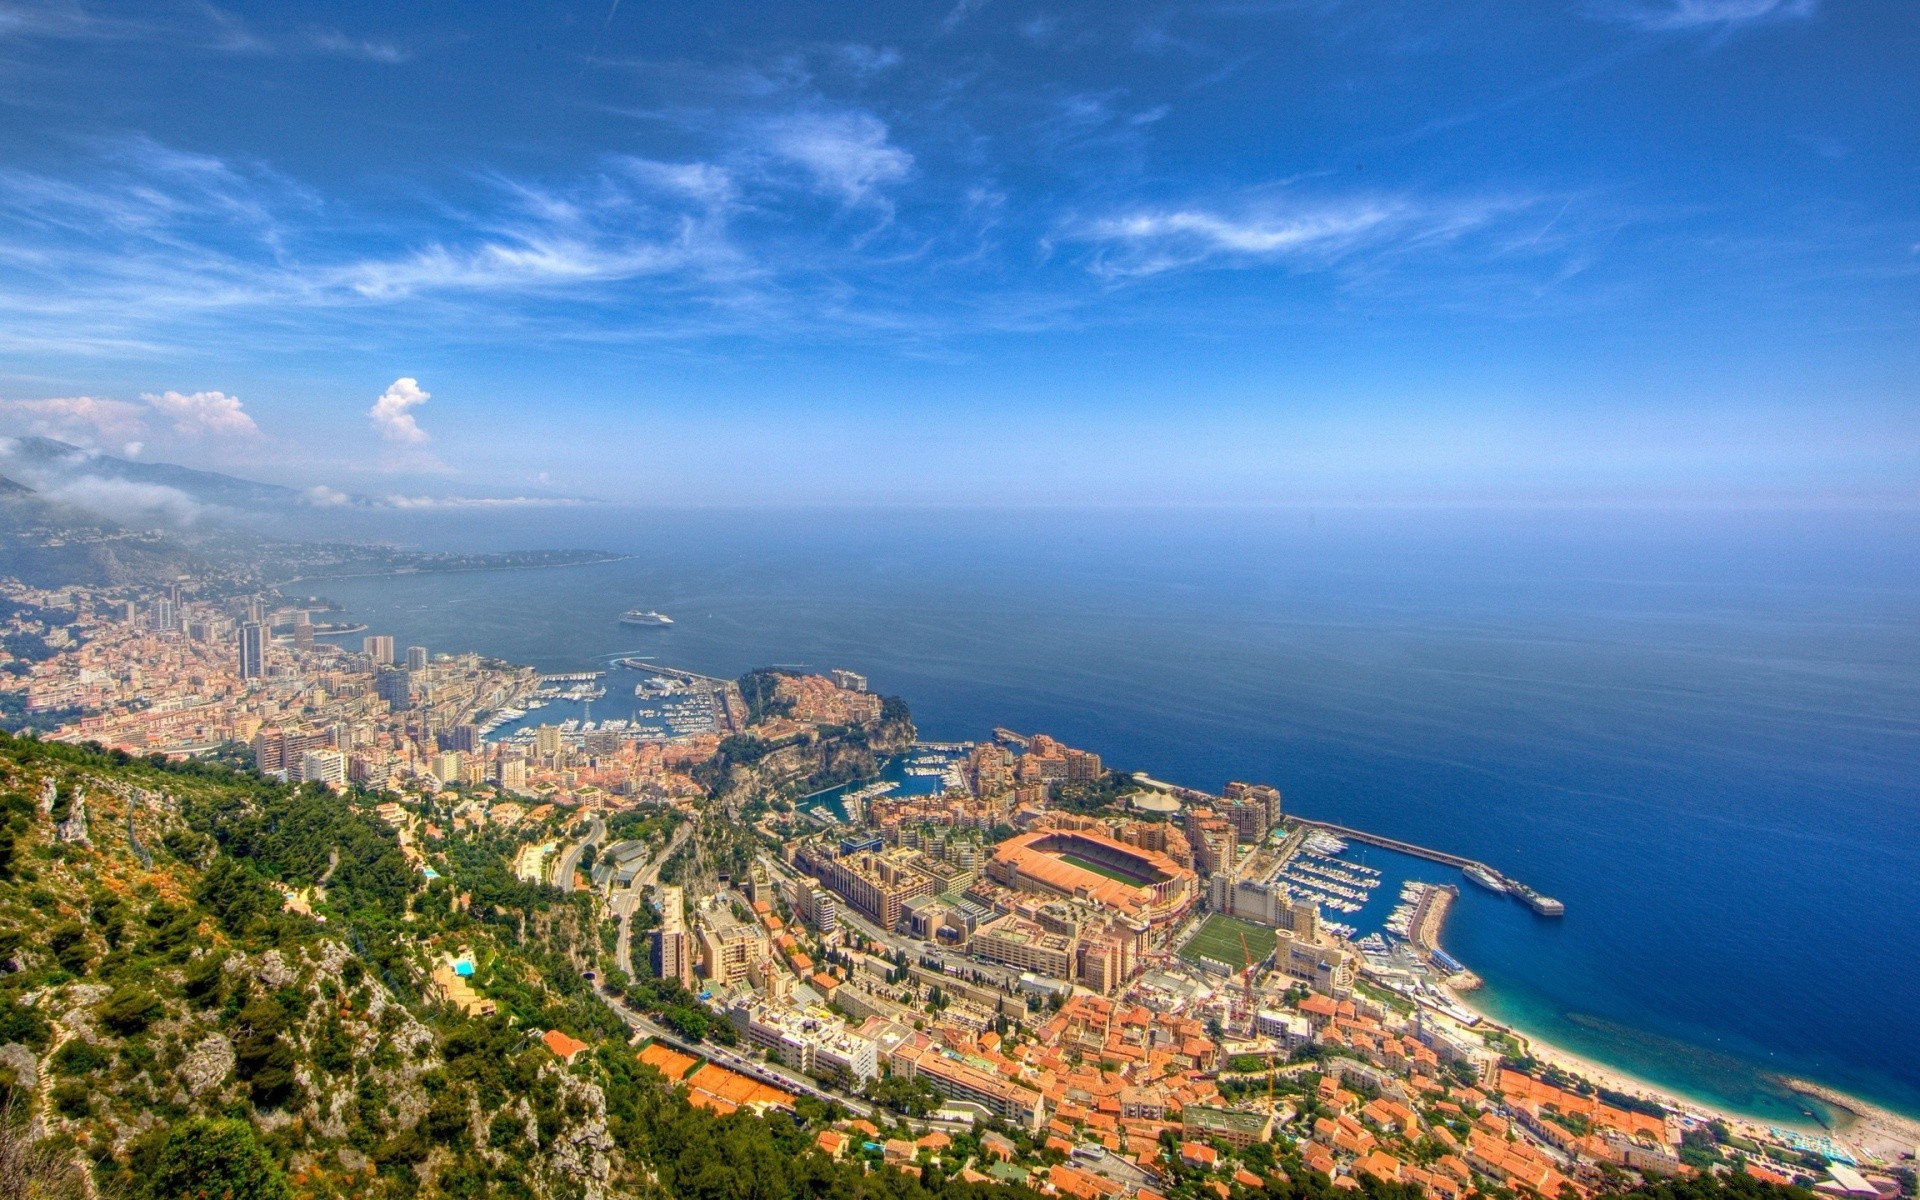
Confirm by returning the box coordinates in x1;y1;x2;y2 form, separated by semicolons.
0;436;316;510
0;468;623;591
0;472;213;588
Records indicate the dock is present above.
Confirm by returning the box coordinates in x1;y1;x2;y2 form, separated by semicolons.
1291;817;1564;916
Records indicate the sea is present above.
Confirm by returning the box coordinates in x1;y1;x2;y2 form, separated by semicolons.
287;505;1920;1128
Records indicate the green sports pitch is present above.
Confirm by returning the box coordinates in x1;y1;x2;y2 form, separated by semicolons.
1179;915;1278;968
1058;852;1145;884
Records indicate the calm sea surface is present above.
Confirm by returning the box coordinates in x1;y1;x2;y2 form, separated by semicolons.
295;506;1920;1124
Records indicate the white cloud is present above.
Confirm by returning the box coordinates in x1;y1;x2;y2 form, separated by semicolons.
763;111;912;206
43;475;204;525
379;493;588;509
302;484;354;507
368;377;431;444
1590;0;1817;31
122;441;142;457
304;28;409;63
140;389;261;438
837;44;901;74
939;0;988;33
0;395;147;442
1074;201;1402;278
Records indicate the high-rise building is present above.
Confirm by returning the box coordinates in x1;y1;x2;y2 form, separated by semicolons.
444;724;480;752
363;635;395;665
830;668;869;693
297;749;347;786
375;668;412;711
148;597;177;633
496;757;527;793
653;886;695;987
237;623;268;679
534;724;563;758
293;611;314;652
254;729;328;776
432;751;463;785
405;645;429;671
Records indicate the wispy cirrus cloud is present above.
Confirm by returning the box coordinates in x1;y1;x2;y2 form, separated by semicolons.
0;1;407;60
1585;0;1817;32
1067;193;1526;280
760;110;913;207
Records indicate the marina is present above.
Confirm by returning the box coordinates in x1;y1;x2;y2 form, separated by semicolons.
1292;816;1563;917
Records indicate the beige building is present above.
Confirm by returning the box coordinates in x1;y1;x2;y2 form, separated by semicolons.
653;886;695;988
695;904;767;986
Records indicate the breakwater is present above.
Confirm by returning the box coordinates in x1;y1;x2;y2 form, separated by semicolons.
1291;817;1564;916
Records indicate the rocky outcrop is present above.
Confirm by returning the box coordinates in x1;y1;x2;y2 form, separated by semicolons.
179;1034;234;1095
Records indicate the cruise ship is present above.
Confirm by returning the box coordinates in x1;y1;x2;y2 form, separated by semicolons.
619;609;674;626
1463;863;1508;894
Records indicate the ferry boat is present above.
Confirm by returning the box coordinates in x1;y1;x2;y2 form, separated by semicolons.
619;609;674;626
1463;863;1509;894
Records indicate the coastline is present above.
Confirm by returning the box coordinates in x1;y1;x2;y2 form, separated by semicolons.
1428;944;1920;1166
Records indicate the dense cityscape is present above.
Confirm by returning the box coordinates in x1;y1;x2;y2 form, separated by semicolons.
2;573;1910;1200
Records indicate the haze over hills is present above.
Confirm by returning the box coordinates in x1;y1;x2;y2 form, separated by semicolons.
0;448;621;591
0;436;317;515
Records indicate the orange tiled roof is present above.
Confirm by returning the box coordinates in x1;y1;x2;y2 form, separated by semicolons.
542;1029;591;1061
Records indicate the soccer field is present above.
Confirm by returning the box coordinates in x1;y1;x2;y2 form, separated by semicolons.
1179;915;1278;968
1058;852;1144;884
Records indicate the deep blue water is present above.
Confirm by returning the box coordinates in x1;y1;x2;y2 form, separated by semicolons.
294;506;1920;1125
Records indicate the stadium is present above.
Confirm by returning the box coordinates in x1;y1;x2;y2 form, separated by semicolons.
987;828;1197;926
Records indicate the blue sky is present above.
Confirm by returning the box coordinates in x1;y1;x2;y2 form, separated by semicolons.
0;0;1914;505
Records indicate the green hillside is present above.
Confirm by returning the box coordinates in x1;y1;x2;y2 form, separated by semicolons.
0;734;1017;1200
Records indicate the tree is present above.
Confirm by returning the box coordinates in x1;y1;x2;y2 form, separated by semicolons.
0;1104;83;1199
149;1117;289;1200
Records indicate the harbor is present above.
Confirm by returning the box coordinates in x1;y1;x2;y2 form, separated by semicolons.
1290;816;1565;917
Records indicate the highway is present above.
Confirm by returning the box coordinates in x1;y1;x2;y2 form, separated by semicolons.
594;982;880;1117
614;821;692;977
551;815;607;892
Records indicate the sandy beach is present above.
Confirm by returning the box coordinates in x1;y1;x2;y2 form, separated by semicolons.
1439;981;1920;1167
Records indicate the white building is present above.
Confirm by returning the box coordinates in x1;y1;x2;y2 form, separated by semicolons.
726;999;879;1082
297;749;346;785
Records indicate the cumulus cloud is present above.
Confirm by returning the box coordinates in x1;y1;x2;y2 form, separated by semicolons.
1;388;263;447
368;377;432;444
1589;0;1817;30
763;111;913;206
0;396;147;443
302;484;354;507
141;389;261;438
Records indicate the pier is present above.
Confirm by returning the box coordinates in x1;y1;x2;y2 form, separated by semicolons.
622;662;733;687
1293;818;1479;868
1291;817;1564;916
